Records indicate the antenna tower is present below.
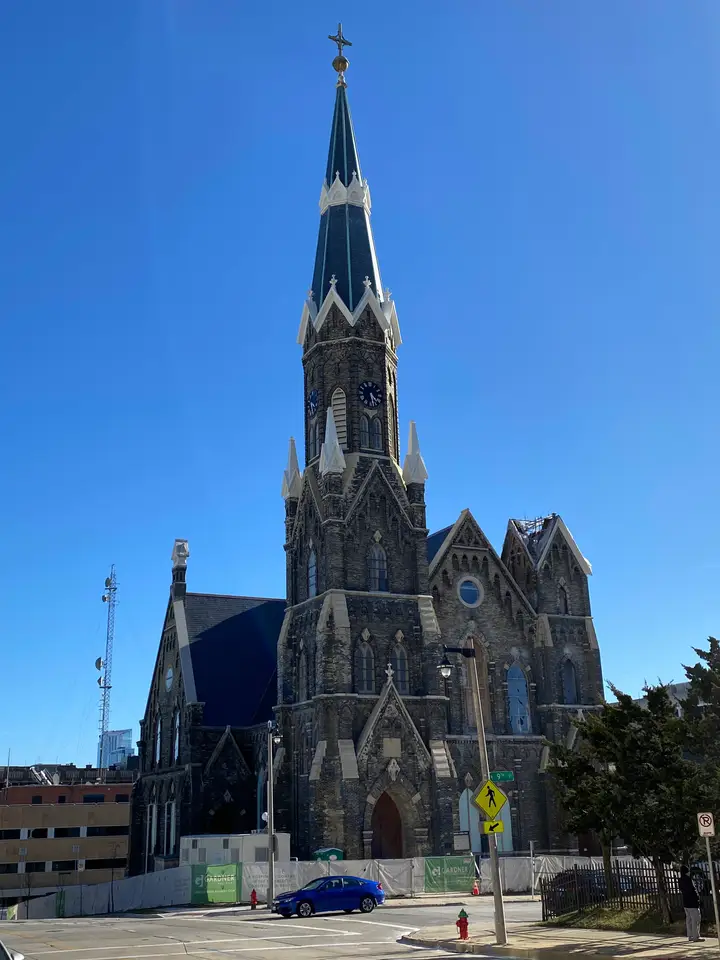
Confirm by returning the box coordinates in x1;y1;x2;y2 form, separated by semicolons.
96;565;117;772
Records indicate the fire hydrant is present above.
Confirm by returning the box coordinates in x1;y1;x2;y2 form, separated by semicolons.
456;908;469;941
250;889;258;911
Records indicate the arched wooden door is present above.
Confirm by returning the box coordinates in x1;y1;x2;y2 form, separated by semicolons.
371;792;403;859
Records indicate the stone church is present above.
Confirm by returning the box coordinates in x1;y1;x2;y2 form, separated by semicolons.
129;37;604;873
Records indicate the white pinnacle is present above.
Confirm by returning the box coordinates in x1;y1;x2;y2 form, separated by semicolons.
281;437;303;500
402;420;428;485
319;408;346;476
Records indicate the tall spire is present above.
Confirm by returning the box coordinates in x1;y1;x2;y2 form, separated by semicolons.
281;437;302;500
402;421;429;486
319;408;346;476
309;26;383;313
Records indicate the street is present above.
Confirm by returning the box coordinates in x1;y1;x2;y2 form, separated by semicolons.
0;900;540;960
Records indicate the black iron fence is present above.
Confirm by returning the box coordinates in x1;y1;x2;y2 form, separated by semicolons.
540;860;720;921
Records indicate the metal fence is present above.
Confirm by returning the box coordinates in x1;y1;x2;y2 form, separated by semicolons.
540;860;719;921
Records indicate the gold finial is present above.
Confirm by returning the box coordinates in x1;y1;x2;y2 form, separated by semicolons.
328;23;352;86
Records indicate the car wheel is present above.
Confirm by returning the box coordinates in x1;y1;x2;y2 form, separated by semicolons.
343;908;353;914
297;900;313;918
359;896;375;914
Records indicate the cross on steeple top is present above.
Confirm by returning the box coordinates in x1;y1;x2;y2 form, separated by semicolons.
385;662;394;682
328;23;352;86
329;23;352;58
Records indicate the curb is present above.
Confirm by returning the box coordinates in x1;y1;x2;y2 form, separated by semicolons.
398;934;620;960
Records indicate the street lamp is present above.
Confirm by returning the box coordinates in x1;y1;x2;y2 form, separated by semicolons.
266;720;282;906
438;645;507;945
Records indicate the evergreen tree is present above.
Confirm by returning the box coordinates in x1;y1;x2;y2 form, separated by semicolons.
683;636;720;857
550;684;714;921
684;637;720;763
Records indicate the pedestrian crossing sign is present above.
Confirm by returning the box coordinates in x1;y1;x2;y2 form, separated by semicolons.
472;779;508;819
482;819;504;834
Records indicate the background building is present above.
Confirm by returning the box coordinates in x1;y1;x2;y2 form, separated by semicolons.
97;730;135;769
0;770;135;905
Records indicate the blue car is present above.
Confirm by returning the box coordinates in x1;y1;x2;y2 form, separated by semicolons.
272;875;385;917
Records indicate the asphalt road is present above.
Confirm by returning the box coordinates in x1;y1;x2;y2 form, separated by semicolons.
0;900;541;960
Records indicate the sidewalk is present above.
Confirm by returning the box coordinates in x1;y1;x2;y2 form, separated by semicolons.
402;921;720;959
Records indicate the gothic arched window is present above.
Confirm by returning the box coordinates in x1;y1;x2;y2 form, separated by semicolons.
298;648;308;702
355;641;375;693
149;786;158;854
154;716;162;768
308;549;317;599
360;415;370;448
331;387;347;448
308;421;319;460
559;585;569;614
562;659;579;704
507;663;531;734
370;417;382;451
391;644;409;694
389;395;396;458
463;639;493;733
369;544;388;592
172;710;181;765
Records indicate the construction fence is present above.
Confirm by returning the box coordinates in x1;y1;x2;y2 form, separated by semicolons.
15;854;623;919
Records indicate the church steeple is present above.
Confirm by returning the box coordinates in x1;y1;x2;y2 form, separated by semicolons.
298;24;398;346
296;27;403;470
310;79;382;312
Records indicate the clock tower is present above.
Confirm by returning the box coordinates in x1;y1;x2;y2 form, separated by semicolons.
275;27;451;859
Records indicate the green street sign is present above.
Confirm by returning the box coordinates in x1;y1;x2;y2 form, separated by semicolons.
490;771;515;783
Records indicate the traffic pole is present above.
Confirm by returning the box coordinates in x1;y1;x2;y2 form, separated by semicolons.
705;835;720;952
470;655;507;945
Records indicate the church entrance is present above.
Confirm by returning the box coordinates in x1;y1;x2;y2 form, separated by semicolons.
371;792;403;859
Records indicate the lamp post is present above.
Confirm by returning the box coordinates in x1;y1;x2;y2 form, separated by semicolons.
266;720;282;906
438;647;507;945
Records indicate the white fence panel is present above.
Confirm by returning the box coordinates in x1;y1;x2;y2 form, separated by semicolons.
376;859;413;896
411;857;426;895
500;858;531;892
327;860;378;880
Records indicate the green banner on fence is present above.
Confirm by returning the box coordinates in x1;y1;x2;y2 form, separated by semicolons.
191;863;242;904
424;856;476;893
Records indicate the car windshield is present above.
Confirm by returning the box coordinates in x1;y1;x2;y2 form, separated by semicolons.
301;878;327;891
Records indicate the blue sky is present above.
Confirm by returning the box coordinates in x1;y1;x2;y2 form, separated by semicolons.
1;1;718;765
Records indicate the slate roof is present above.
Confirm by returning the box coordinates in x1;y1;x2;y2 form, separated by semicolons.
185;593;286;728
426;526;453;565
311;83;383;311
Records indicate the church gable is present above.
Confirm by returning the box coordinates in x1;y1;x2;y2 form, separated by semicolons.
505;515;592;577
344;459;412;528
344;464;421;595
427;509;490;578
203;726;252;784
356;674;432;777
536;516;592;577
429;510;536;642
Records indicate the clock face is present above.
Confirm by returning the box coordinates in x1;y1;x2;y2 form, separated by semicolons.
307;389;319;417
165;667;174;691
358;381;383;409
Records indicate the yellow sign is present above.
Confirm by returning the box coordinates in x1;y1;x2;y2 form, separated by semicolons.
472;779;508;819
482;820;504;834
